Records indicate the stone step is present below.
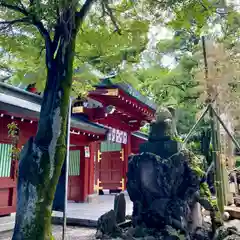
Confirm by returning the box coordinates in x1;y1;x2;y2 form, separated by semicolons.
0;214;15;232
225;206;240;219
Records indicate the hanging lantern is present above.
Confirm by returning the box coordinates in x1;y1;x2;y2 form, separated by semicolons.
72;97;84;114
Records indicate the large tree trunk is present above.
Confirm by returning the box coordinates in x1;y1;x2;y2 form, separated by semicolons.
12;18;77;240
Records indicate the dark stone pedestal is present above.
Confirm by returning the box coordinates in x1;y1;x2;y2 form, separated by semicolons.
140;140;181;159
127;151;201;232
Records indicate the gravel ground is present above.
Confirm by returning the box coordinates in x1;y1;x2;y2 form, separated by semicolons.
0;225;96;240
1;220;240;240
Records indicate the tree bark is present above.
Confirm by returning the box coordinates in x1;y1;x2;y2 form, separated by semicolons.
12;17;77;240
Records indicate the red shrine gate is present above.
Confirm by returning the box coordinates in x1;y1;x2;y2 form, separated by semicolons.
86;81;156;192
0;80;154;216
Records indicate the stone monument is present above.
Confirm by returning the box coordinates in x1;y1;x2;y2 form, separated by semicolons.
127;107;220;239
96;107;239;240
114;192;126;224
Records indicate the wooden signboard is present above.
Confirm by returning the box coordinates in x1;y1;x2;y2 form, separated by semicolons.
84;146;90;158
72;106;83;114
107;127;128;144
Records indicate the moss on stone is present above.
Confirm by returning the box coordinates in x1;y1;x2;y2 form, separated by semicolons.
183;149;223;229
200;182;211;199
171;136;184;143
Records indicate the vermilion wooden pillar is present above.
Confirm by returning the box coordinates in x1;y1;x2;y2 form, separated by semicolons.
94;142;101;193
80;145;89;202
88;142;96;196
123;132;131;190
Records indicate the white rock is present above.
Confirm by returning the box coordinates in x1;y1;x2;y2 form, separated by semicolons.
222;212;230;221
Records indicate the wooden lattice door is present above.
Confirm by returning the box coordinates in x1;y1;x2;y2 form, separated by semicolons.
96;141;125;191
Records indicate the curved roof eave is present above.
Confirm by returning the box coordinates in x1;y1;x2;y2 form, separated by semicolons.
96;77;157;111
0;82;107;135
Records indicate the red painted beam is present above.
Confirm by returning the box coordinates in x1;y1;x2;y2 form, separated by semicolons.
0;178;16;188
88;89;155;122
72;107;106;121
98;115;132;131
96;115;138;132
70;133;105;146
0;110;38;122
89;88;119;97
1;113;106;145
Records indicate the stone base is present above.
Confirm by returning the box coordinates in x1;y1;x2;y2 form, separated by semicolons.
86;194;99;203
139;140;180;158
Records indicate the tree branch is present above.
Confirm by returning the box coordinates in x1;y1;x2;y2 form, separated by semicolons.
0;65;13;75
32;18;53;64
0;2;29;16
166;83;185;91
179;95;199;104
75;0;96;26
102;0;121;35
0;1;53;61
197;0;209;12
32;18;50;41
0;17;30;30
29;0;34;6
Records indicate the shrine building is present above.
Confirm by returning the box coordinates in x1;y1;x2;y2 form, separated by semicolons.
0;78;156;215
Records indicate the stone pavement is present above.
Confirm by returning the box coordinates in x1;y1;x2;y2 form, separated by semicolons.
53;193;133;221
0;214;15;232
0;225;96;240
0;193;133;232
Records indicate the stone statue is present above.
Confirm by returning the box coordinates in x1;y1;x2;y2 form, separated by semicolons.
127;106;221;239
149;106;177;141
140;107;180;159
